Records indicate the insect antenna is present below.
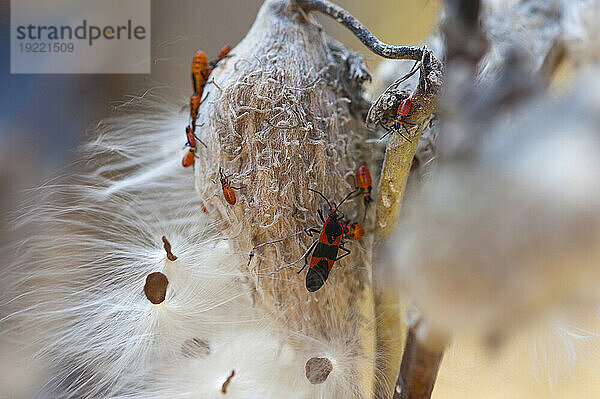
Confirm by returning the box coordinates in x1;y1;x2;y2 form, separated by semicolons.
336;189;358;211
379;128;392;140
308;188;333;210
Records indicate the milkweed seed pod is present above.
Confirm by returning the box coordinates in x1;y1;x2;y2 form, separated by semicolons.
190;0;376;395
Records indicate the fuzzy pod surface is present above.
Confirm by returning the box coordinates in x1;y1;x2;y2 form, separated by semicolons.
193;0;376;392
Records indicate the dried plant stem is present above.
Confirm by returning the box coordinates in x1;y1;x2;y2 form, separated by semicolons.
374;135;420;240
373;131;421;399
392;327;443;399
370;49;442;398
295;0;423;60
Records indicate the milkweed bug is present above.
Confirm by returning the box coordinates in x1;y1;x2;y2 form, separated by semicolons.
301;189;356;292
181;125;207;167
355;165;373;220
189;94;201;128
191;50;208;95
381;98;421;142
182;150;195;168
216;167;244;205
355;165;372;202
247;188;357;292
343;222;364;241
182;125;196;168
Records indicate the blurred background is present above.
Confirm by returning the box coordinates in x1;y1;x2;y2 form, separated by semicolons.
3;1;600;398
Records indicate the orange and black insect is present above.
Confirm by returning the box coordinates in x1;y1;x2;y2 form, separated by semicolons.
216;167;244;205
381;98;419;142
355;165;373;220
181;125;207;168
246;189;356;292
189;94;201;129
191;50;208;95
299;189;356;292
202;46;232;82
215;46;231;62
343;222;364;241
182;125;197;168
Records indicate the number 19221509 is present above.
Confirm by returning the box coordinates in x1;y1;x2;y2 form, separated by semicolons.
20;43;74;53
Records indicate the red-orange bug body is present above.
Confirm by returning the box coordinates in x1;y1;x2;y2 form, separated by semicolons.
185;125;196;148
191;51;208;95
190;94;201;123
381;97;419;142
182;149;195;168
393;98;412;129
222;183;236;205
343;223;364;241
355;165;372;203
182;125;196;168
217;168;243;206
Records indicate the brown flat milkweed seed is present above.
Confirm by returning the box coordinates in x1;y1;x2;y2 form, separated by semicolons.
221;370;235;394
305;357;333;384
144;272;168;304
162;235;178;261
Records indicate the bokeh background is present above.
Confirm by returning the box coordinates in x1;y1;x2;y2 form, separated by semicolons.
9;1;600;398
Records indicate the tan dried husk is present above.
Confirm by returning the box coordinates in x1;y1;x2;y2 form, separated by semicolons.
193;0;376;390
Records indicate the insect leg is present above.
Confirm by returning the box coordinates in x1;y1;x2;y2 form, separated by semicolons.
200;91;210;105
334;245;351;261
247;226;320;267
308;188;333;210
262;239;318;277
379;126;393;140
304;227;321;237
297;239;319;274
210;78;223;92
317;209;325;223
398;124;413;143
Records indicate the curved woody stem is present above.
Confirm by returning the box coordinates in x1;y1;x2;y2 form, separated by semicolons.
295;0;424;60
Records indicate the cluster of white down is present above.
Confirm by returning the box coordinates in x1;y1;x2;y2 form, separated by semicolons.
0;95;326;398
